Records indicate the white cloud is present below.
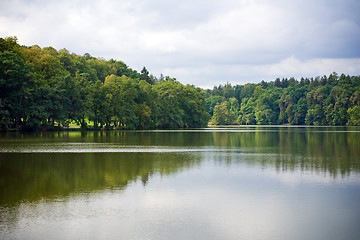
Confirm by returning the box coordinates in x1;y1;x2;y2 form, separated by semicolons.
260;56;360;79
161;57;360;88
139;31;187;53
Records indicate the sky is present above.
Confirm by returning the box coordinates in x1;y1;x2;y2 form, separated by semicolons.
1;0;360;88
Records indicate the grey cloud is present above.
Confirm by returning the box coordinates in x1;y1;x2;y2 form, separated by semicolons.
138;0;237;29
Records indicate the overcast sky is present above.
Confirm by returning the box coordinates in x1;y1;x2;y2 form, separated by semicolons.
1;0;360;88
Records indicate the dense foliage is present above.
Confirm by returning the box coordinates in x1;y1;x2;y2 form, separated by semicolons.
206;74;360;126
1;36;360;131
0;37;208;131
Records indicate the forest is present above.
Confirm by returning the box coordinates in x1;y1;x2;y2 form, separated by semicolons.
0;37;208;131
1;36;360;131
206;73;360;126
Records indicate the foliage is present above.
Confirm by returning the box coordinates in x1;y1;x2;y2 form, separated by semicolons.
1;37;359;130
0;37;208;131
206;74;360;126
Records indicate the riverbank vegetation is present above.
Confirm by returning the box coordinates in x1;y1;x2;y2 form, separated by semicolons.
0;37;208;131
206;73;360;126
1;36;360;131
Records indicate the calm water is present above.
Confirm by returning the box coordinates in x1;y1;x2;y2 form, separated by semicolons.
0;126;360;240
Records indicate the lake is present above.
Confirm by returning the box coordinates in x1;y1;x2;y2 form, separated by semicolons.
1;126;360;240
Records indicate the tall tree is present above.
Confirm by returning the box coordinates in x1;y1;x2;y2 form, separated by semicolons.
0;37;32;130
140;66;153;85
209;102;229;125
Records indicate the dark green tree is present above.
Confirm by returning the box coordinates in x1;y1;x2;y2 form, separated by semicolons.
0;37;32;130
140;66;154;85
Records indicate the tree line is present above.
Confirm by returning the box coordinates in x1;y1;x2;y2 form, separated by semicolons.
205;74;360;126
0;37;208;131
1;36;360;131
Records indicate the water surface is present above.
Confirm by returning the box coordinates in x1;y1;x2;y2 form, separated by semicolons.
1;127;360;239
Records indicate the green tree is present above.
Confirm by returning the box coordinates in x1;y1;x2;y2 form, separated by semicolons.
140;66;153;85
305;86;329;125
87;58;111;82
69;73;93;128
279;93;293;124
103;74;139;129
347;91;360;125
254;88;280;125
182;85;209;127
205;95;222;116
153;79;185;128
209;102;229;125
136;103;152;129
137;80;158;128
238;98;256;125
347;106;360;125
226;97;240;124
0;37;32;130
59;48;77;76
89;80;108;128
223;82;235;99
325;86;348;125
292;97;307;125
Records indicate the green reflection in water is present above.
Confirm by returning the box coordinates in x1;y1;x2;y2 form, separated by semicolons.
210;127;360;176
0;127;359;205
1;128;360;240
0;152;200;205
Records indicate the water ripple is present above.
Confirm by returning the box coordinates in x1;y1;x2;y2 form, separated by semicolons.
0;144;250;153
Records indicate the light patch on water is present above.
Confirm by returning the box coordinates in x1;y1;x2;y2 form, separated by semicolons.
0;143;260;154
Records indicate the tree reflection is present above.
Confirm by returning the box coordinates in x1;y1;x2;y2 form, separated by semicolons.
0;128;359;205
211;127;360;177
0;152;200;205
